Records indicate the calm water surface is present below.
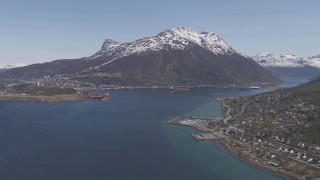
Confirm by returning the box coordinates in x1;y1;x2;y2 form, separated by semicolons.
0;79;308;179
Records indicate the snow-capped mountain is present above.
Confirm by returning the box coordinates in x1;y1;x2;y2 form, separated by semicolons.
252;53;320;78
305;55;320;68
0;64;26;69
252;53;320;68
0;27;279;85
0;64;26;73
94;27;246;58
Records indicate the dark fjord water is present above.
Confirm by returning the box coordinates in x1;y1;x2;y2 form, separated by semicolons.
0;79;309;180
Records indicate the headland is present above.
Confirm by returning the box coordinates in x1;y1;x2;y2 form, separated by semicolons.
168;93;320;180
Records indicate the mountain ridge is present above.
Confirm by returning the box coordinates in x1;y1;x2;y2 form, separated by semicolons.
0;27;280;86
252;53;320;78
252;52;320;68
94;27;245;57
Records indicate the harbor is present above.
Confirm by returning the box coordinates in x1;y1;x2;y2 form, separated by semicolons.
167;116;223;140
167;116;221;128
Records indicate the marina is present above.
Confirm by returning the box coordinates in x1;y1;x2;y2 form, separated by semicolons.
167;116;221;128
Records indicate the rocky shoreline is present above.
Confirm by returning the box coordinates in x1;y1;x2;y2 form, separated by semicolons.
216;137;301;180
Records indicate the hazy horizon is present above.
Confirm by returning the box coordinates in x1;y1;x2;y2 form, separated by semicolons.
1;0;319;65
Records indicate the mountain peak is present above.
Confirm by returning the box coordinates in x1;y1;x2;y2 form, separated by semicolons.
94;27;243;58
0;29;279;85
101;39;121;51
170;26;197;34
171;26;191;31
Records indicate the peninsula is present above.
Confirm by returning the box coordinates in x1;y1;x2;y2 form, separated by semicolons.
168;78;320;180
0;82;87;103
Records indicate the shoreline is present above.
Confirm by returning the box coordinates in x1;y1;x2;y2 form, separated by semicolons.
0;94;87;103
95;84;280;91
167;100;312;180
216;137;301;180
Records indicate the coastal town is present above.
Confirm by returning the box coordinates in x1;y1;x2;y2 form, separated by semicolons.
168;88;320;179
1;70;279;92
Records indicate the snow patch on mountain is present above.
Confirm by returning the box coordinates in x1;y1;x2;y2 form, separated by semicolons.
252;53;320;68
305;55;320;68
94;27;247;58
101;39;121;51
0;63;26;69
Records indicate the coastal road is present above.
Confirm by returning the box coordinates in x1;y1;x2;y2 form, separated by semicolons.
218;98;245;134
218;98;232;124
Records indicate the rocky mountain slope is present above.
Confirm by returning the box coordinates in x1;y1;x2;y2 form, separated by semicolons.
0;27;280;86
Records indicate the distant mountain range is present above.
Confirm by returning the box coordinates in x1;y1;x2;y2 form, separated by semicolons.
0;64;26;73
0;27;279;86
252;53;320;78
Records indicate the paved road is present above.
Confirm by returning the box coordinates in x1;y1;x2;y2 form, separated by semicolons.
219;99;232;124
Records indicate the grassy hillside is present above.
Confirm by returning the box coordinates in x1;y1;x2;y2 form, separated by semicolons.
270;78;320;144
289;78;320;106
287;78;320;144
225;77;320;145
1;83;76;96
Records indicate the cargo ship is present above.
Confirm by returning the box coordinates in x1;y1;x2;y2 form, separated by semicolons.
174;88;189;91
249;86;259;89
88;92;109;101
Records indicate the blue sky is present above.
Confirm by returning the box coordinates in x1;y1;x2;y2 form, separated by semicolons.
1;0;319;65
